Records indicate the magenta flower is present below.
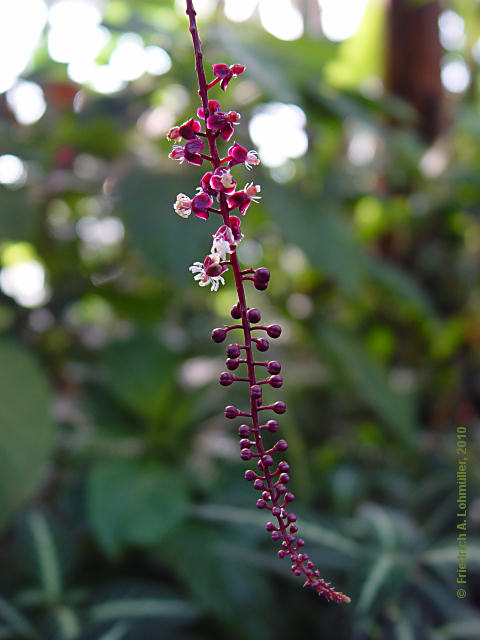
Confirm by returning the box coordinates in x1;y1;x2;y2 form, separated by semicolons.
167;117;201;141
191;192;213;220
197;99;221;120
227;142;260;170
227;183;261;215
206;110;240;141
189;254;227;291
212;62;245;90
200;171;218;197
210;167;237;193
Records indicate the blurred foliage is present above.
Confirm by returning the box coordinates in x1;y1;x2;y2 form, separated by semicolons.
0;0;479;639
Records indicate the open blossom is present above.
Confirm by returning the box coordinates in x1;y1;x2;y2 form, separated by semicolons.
169;138;205;166
189;254;227;291
227;183;261;215
212;62;245;90
210;167;236;193
191;192;213;220
227;142;260;170
173;193;192;218
211;224;237;260
206;110;240;141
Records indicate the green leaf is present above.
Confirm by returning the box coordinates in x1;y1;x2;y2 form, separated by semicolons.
163;522;278;640
317;323;417;443
0;339;55;532
432;619;480;640
117;170;206;280
102;332;177;420
90;598;198;622
355;553;404;616
87;460;189;556
263;184;365;296
366;257;436;319
17;510;69;601
0;597;39;639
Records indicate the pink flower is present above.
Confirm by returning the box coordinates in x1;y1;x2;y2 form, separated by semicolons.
210;167;237;193
211;224;237;260
212;63;245;91
191;192;213;220
197;100;221;120
227;183;261;215
229;215;243;243
169;138;205;166
227;142;260;170
189;254;227;291
206;110;240;141
173;193;192;218
178;117;202;140
166;126;182;142
200;171;218;197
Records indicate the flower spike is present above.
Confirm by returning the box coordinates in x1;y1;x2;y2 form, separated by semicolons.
175;0;351;605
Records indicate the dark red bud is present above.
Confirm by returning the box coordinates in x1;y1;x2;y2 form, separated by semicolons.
224;405;238;419
219;372;234;386
247;308;261;323
241;448;253;460
255;338;269;352
230;303;242;319
254;280;268;291
226;358;239;370
269;375;283;388
278;461;290;472
273;401;286;414
276;439;288;451
212;328;227;343
226;343;241;358
267;324;282;339
238;424;251;437
253;479;264;490
245;469;255;481
267;360;281;374
239;438;252;449
266;420;279;432
255;267;270;283
250;385;262;399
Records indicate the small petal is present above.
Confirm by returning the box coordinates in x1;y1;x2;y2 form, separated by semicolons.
212;63;231;79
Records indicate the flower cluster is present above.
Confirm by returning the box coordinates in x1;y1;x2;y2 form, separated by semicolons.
168;0;350;604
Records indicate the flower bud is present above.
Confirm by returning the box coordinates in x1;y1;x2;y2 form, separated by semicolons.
211;328;227;343
266;522;276;532
278;461;290;472
279;473;290;484
256;499;266;509
255;267;270;283
287;513;297;523
267;324;282;339
271;506;281;517
250;385;262;399
254;280;268;291
240;448;253;460
253;479;264;490
224;405;238;419
262;454;274;467
238;424;251;438
239;438;252;449
247;308;261;323
226;358;239;370
245;470;256;481
269;375;283;388
226;344;241;358
267;360;281;374
276;439;288;452
266;420;279;432
230;303;242;319
273;401;286;414
219;372;234;386
255;338;269;352
285;492;295;502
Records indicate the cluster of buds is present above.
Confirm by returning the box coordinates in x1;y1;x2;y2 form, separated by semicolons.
168;0;350;604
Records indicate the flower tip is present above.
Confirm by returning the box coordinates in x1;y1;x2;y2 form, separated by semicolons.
340;594;351;604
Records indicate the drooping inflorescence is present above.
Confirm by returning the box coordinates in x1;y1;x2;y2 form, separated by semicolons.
168;0;350;604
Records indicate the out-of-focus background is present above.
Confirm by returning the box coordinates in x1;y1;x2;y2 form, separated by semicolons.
0;0;479;638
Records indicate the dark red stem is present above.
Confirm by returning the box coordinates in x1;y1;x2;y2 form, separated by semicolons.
185;0;349;604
